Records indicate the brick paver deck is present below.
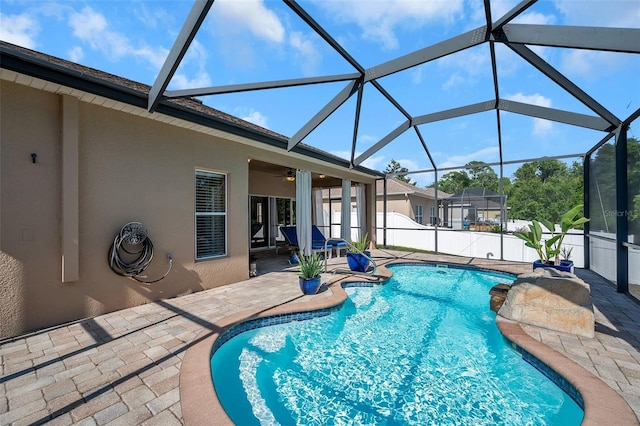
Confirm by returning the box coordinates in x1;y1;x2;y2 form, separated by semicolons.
1;250;639;425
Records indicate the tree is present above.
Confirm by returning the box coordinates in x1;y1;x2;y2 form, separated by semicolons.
465;161;500;191
508;159;583;224
430;170;470;194
428;162;504;194
384;159;414;185
588;137;640;238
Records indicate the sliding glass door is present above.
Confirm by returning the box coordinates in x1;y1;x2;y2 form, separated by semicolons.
250;196;295;250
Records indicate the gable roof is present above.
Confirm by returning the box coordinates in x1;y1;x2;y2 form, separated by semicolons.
0;41;382;178
447;187;504;200
376;179;451;199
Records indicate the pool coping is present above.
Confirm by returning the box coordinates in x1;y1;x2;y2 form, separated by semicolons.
180;261;639;426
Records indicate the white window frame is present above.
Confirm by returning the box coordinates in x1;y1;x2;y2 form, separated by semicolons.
195;169;227;260
415;204;423;224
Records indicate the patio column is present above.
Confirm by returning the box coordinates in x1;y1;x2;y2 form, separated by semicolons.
615;127;628;293
364;182;378;245
312;188;324;230
341;179;351;241
583;155;590;270
355;183;366;239
296;170;312;255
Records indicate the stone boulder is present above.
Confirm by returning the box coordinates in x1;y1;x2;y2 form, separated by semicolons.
498;268;595;338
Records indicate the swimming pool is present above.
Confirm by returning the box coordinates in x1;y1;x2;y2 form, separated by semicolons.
210;264;584;425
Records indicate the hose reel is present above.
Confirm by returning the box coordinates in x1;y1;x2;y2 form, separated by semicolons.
108;222;173;283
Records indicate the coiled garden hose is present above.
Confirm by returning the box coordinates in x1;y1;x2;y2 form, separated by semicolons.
108;222;173;284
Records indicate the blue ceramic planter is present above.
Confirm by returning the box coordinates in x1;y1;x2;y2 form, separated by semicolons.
346;251;371;272
533;259;574;273
299;276;321;295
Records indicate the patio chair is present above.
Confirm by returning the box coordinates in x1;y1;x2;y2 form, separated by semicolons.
279;225;338;256
311;225;347;257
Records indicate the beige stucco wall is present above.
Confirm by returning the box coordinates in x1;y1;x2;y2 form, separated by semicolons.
376;195;438;224
377;196;411;218
0;80;378;339
249;170;296;198
0;81;249;338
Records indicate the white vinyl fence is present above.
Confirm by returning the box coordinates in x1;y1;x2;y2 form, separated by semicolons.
327;211;640;285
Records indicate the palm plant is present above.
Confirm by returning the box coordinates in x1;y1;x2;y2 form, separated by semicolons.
514;204;589;265
297;252;323;279
348;233;369;253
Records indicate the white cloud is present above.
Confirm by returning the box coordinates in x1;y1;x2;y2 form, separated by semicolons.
514;11;555;25
488;0;519;22
207;1;323;77
358;134;379;144
442;73;466;90
394;158;420;171
214;0;285;43
562;49;595;78
506;92;552;108
240;110;269;129
68;46;83;62
289;31;321;76
361;155;387;170
69;7;108;43
494;42;521;76
561;48;627;81
438;47;489;88
0;13;39;48
553;0;640;28
172;72;212;91
172;40;212;90
315;0;464;50
68;6;167;69
133;3;175;30
505;92;553;135
411;66;424;84
438;146;499;169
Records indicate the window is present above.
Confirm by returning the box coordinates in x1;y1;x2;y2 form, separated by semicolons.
195;170;226;259
415;205;423;224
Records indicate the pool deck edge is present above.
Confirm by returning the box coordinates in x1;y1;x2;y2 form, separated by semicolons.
180;268;392;425
496;316;639;426
180;261;639;426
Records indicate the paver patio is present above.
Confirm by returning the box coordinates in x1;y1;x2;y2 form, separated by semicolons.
1;249;639;425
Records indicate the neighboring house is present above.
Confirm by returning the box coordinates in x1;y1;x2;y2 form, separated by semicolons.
322;179;450;228
0;42;380;339
444;187;509;230
376;179;450;226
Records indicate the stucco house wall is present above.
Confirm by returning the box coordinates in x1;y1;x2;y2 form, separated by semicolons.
0;46;379;339
376;195;438;224
0;81;254;337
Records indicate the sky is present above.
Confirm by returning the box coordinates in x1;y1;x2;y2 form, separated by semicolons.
1;0;639;187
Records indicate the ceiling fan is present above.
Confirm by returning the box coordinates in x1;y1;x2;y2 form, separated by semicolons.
275;168;296;182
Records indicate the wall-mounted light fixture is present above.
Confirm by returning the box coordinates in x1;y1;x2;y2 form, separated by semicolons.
31;153;37;163
318;174;326;179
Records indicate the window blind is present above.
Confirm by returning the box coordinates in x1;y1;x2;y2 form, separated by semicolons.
195;170;226;259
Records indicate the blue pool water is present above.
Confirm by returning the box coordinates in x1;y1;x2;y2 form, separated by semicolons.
211;264;584;425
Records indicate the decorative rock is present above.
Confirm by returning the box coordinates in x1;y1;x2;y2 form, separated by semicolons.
489;284;511;312
498;268;595;338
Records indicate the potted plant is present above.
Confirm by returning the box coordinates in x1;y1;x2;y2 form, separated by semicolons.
346;233;371;272
297;252;323;295
514;204;589;273
288;249;299;265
